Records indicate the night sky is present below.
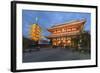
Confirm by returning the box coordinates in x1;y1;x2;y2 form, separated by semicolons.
22;10;91;39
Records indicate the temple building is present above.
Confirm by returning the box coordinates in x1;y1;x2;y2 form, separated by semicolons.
29;24;41;42
47;20;86;48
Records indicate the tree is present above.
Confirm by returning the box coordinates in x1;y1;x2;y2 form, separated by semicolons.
78;31;91;52
80;31;90;48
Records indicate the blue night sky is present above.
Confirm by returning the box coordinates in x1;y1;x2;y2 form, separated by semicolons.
22;10;91;38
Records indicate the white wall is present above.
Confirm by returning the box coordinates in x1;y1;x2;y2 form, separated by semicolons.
0;0;99;73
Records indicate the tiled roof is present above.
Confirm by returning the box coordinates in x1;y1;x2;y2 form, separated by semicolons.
48;19;86;30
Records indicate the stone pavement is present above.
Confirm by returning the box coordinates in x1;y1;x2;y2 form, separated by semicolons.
23;48;90;63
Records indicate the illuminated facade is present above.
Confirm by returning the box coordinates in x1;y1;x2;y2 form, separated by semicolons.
47;20;86;48
29;24;41;42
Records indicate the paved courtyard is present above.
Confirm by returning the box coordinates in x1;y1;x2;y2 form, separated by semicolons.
23;48;90;63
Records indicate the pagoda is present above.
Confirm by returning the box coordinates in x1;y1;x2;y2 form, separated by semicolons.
29;18;42;44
